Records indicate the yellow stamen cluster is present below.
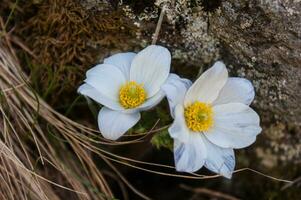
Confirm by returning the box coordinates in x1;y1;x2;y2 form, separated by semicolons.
119;81;146;109
184;101;214;132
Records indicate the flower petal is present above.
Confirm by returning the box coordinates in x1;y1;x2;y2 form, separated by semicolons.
85;64;126;101
104;52;136;79
168;104;190;143
204;103;262;149
173;135;207;173
213;77;255;106
139;90;165;111
130;45;171;97
161;73;192;118
78;83;124;111
184;61;228;106
98;107;141;140
169;105;210;173
201;135;235;178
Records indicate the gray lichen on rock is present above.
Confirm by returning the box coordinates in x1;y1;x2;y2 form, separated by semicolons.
209;0;301;165
122;0;221;65
79;0;112;10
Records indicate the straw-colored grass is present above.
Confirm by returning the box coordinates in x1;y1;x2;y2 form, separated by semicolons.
0;24;113;199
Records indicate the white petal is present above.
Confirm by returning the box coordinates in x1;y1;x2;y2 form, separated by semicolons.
130;45;171;97
78;83;124;111
201;135;235;178
169;105;207;172
168;104;190;143
139;90;165;110
104;52;136;79
161;73;192;118
98;107;141;140
213;77;255;106
173;135;207;173
204;103;262;149
184;61;228;106
85;64;126;101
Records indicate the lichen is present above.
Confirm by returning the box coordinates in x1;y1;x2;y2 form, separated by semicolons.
121;0;220;66
210;0;301;165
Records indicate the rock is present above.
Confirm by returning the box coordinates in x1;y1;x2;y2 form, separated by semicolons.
209;0;301;164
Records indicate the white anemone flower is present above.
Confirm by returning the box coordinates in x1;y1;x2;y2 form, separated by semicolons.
78;45;180;140
162;61;262;178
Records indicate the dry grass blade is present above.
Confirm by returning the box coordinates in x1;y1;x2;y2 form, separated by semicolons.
1;19;157;198
0;34;113;199
0;140;49;200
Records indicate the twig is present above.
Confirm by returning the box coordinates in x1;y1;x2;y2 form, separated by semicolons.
235;168;292;183
180;184;240;200
152;7;165;45
281;176;301;190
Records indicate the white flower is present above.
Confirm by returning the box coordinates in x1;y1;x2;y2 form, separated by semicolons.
162;61;262;178
78;45;175;140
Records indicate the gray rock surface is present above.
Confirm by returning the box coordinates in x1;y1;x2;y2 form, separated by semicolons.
209;0;301;164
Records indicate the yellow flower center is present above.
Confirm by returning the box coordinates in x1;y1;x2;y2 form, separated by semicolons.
184;101;214;132
119;81;146;109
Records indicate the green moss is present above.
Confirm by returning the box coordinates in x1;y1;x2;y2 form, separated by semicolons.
151;130;173;151
14;0;139;106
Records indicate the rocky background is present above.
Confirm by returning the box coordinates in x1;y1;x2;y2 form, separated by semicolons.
1;0;300;199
